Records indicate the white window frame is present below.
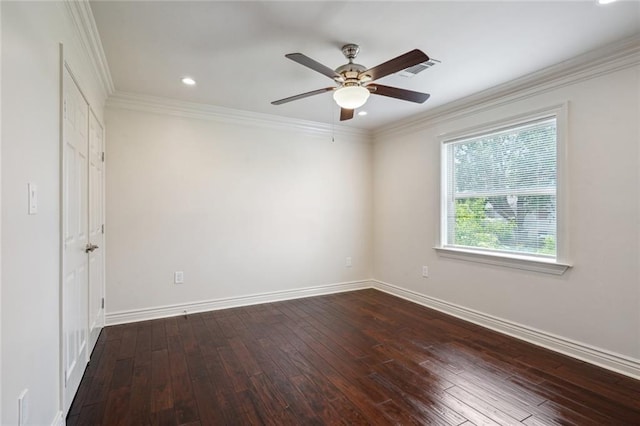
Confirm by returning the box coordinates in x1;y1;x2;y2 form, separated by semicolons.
436;103;571;275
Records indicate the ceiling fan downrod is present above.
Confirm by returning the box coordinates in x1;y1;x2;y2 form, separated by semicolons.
341;44;360;63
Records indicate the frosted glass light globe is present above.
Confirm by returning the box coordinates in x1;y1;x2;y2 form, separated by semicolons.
333;86;370;109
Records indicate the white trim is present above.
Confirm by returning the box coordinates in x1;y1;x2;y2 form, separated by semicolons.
87;108;105;355
372;280;640;380
63;0;114;98
0;1;3;421
50;411;65;426
441;114;558;145
434;247;570;275
107;91;371;140
438;103;570;273
105;280;373;325
104;280;640;379
374;35;640;139
58;43;65;422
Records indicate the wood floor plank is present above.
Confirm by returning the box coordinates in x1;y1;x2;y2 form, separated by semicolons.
102;387;131;426
191;377;227;425
167;338;199;425
445;385;524;425
289;374;344;424
228;336;263;377
75;401;107;425
282;346;344;402
68;289;640;425
68;337;105;417
128;358;152;425
83;338;121;406
117;327;138;360
151;321;168;351
371;359;467;423
151;349;173;413
134;325;152;367
519;375;640;424
247;373;298;426
177;318;198;355
217;345;250;392
290;325;391;404
369;370;463;425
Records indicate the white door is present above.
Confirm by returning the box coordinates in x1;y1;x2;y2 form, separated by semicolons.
62;66;89;412
88;111;104;351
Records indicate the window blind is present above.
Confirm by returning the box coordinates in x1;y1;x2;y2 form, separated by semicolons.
444;117;557;257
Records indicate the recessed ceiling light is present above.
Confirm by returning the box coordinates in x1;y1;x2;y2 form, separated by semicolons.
181;77;196;86
358;111;368;116
597;0;617;4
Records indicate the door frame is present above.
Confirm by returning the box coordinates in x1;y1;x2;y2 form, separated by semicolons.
59;44;106;416
0;3;3;422
87;108;106;351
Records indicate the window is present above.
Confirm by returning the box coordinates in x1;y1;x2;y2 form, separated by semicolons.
439;107;570;274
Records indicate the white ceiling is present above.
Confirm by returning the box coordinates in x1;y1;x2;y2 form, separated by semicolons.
90;1;640;130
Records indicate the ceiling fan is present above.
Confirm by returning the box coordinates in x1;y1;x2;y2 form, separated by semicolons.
272;44;431;121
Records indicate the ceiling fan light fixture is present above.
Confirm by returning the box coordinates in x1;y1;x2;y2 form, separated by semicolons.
333;86;370;109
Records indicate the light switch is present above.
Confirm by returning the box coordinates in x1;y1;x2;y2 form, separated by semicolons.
28;183;38;215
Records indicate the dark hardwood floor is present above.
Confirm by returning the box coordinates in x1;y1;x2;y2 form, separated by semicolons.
67;289;640;425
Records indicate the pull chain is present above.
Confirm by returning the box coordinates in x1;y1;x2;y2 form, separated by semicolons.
331;96;335;142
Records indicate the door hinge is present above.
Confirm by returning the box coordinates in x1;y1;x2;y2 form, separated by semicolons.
101;152;105;162
63;99;67;119
101;224;104;234
101;298;105;309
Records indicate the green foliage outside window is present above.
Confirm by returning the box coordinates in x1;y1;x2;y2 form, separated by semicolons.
449;119;557;257
454;197;556;255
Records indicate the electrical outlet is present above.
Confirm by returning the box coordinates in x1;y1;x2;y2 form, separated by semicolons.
345;257;352;268
174;271;184;284
422;266;429;278
18;389;29;425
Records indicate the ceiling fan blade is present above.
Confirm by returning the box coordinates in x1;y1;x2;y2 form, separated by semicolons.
285;53;342;80
271;87;335;105
368;84;430;103
340;108;354;121
360;49;429;81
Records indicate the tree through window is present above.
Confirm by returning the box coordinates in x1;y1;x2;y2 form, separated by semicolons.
442;117;557;258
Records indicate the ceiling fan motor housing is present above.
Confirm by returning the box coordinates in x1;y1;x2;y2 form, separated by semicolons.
335;63;366;80
336;44;370;84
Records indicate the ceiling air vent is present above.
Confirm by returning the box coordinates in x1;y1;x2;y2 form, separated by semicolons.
397;58;441;78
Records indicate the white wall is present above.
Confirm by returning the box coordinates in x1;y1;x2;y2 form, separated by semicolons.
105;106;373;316
1;2;106;424
373;65;640;362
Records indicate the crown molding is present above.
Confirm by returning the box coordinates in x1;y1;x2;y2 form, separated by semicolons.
107;91;371;140
374;35;640;139
64;0;115;98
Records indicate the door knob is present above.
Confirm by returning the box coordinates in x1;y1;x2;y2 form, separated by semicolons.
85;243;99;253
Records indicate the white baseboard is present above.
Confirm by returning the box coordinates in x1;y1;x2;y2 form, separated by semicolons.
372;279;640;380
104;278;640;380
51;411;64;426
105;280;373;326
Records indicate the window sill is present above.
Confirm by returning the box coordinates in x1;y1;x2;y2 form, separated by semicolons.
434;246;571;275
